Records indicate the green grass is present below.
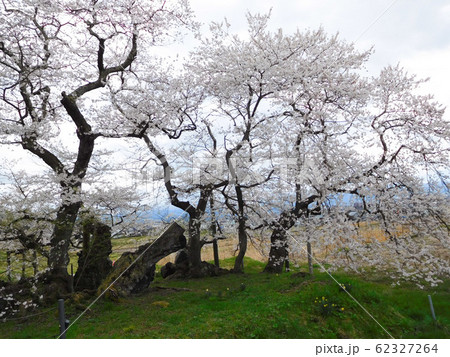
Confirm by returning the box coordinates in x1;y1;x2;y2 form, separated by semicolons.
0;250;48;281
1;257;449;339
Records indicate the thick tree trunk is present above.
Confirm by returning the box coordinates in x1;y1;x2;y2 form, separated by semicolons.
37;198;84;300
231;182;248;273
264;228;289;273
44;94;95;288
188;217;202;276
210;195;220;267
11;30;136;294
32;250;38;276
187;189;212;276
6;251;11;281
263;195;319;273
233;218;247;273
48;198;82;281
212;239;220;267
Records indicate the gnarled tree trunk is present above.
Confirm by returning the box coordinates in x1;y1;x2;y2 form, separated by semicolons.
264;228;289;273
233;185;247;273
187;215;202;275
48;199;82;281
264;195;319;273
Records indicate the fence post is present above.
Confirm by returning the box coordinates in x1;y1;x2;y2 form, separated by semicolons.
428;295;437;322
6;251;11;282
58;299;67;339
212;239;220;267
307;240;314;276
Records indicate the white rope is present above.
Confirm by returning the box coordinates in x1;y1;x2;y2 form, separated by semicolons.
355;0;402;43
57;205;191;339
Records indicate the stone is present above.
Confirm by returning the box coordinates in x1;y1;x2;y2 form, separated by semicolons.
161;262;176;279
99;222;186;298
175;249;189;265
166;260;229;280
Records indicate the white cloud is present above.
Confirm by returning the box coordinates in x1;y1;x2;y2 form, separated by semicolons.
439;3;450;22
401;46;450;111
188;0;450;118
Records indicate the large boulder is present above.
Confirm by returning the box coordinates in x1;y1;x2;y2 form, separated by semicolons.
163;260;229;280
160;262;176;279
99;222;186;298
175;249;189;265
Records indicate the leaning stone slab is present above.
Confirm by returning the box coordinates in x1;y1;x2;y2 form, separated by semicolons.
98;222;186;298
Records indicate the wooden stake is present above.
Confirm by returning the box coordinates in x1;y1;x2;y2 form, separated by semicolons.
6;251;11;282
58;299;67;339
428;295;437;322
307;240;314;276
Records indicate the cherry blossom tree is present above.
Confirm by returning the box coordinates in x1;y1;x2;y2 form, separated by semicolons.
187;13;449;281
185;16;283;272
0;0;196;289
1;1;448;300
0;165;55;256
108;68;228;274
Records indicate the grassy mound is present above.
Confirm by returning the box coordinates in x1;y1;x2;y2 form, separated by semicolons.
0;257;448;338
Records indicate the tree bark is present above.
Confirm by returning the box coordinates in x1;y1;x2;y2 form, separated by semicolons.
210;195;220;267
33;250;38;276
187;215;202;276
264;228;289;273
47;198;82;281
233;185;247;273
264;195;319;273
189;188;212;275
212;239;220;267
233;218;247;272
74;216;113;291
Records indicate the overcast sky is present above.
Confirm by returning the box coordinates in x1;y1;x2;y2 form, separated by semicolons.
188;0;450;117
